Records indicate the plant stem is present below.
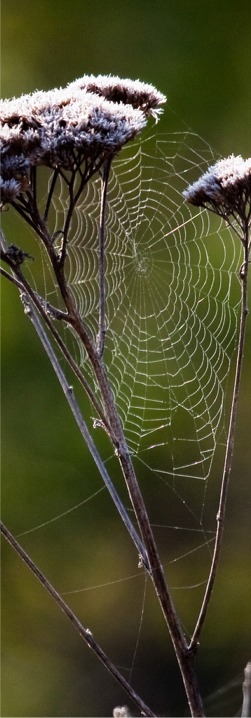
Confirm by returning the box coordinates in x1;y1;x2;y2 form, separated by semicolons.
19;292;149;568
189;224;250;652
0;261;110;434
0;521;156;718
97;158;112;357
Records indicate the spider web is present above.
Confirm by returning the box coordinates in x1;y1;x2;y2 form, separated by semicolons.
2;124;248;717
49;129;242;489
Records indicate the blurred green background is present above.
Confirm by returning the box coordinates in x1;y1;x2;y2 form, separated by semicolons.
1;1;251;716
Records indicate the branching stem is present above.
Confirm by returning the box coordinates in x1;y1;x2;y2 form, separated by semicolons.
1;238;205;715
56;286;205;716
0;521;156;718
0;190;207;717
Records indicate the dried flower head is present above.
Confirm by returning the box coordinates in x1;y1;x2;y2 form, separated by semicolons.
183;154;251;231
68;74;166;119
0;74;166;207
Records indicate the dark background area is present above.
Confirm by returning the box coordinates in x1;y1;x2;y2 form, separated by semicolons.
1;1;251;716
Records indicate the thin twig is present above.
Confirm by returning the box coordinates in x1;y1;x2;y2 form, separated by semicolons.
97;157;112;357
19;291;149;569
44;168;59;223
0;521;156;718
189;221;250;652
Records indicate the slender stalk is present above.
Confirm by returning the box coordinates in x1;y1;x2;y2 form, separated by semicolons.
19;292;149;568
0;521;155;718
189;224;250;652
44;167;59;223
97;157;112;357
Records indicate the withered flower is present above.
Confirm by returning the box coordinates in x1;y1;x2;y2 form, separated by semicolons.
0;75;166;207
183;154;251;235
67;74;166;119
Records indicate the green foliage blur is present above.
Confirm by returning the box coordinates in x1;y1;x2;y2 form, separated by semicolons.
1;1;251;716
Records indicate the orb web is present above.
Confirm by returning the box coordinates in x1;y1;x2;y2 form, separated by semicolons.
49;129;242;487
2;94;249;718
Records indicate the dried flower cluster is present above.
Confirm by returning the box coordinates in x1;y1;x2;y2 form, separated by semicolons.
183;154;251;228
0;75;166;207
67;75;166;118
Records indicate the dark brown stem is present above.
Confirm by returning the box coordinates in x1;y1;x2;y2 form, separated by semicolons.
44;168;59;223
0;521;156;718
